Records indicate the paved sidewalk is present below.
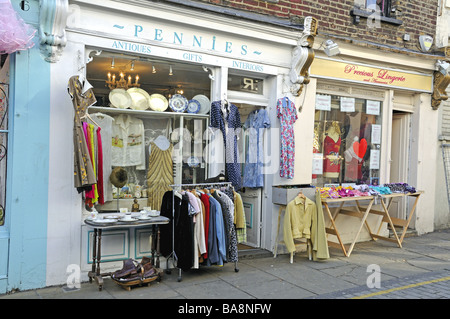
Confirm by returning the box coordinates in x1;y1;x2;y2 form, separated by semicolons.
1;228;449;301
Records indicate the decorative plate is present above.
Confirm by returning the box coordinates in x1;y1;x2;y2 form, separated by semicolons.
192;94;211;114
169;94;188;112
109;89;132;109
148;93;169;112
127;88;151;110
186;99;201;114
92;218;117;224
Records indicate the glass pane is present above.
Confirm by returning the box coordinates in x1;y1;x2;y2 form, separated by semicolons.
181;118;207;184
312;94;382;187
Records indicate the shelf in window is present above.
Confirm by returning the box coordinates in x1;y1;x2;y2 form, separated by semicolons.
87;106;209;119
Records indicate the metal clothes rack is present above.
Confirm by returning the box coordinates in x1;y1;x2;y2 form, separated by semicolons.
166;181;239;282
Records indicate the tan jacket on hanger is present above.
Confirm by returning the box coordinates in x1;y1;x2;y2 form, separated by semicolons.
283;194;329;260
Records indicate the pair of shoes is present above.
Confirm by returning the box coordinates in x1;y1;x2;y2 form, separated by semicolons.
112;259;138;279
112;257;156;282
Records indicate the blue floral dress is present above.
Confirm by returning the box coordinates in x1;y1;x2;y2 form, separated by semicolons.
277;97;298;179
243;109;270;188
210;101;242;190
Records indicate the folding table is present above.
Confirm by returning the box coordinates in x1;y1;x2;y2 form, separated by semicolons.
321;195;375;257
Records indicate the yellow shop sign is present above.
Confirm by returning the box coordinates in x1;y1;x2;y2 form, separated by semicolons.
310;58;432;92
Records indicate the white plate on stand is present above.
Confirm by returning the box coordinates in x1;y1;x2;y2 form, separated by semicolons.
127;88;151;110
109;89;132;109
193;94;210;114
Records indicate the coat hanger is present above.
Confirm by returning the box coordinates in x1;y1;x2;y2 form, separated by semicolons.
297;191;306;199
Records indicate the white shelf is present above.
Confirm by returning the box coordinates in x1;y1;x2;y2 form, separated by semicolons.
88;106;209;119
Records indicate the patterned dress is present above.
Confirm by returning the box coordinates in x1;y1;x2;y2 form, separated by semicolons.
277;97;298;179
243;109;271;188
210;101;242;190
68;76;97;192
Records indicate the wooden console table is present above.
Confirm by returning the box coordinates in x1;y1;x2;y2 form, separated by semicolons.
84;216;169;291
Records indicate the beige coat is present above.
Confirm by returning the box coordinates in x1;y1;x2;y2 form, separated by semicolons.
283;193;329;260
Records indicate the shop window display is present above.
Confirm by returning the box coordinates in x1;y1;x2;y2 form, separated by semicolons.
312;94;382;187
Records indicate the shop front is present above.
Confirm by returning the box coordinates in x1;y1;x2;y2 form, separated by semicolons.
302;41;438;249
45;0;319;285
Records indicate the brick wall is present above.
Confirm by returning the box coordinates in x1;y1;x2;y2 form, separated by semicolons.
192;0;438;54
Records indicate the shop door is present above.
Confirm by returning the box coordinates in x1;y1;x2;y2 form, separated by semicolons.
240;188;262;248
389;112;410;219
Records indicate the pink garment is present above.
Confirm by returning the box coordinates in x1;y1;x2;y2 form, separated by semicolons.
96;127;104;205
0;0;36;54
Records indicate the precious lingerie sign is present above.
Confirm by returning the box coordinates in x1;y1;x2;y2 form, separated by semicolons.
310;57;433;92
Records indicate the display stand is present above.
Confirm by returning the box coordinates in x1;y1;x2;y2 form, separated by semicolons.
167;182;239;282
273;204;312;263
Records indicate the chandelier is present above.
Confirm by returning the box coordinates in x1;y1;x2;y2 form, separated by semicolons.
106;72;140;90
105;58;140;90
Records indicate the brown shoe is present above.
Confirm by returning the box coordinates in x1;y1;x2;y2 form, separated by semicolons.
112;259;137;279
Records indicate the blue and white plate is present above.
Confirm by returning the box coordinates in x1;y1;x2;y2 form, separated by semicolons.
186;99;201;114
169;94;188;112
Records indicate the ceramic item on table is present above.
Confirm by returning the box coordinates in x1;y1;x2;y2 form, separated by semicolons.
169;94;188;112
109;88;132;109
93;218;117;224
186;99;201;114
148;93;169;112
192;94;210;114
127;88;151;110
120;216;138;222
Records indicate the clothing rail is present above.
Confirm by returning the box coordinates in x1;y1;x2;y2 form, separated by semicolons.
166;182;238;282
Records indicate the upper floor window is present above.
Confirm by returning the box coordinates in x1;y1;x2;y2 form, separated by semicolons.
366;0;390;17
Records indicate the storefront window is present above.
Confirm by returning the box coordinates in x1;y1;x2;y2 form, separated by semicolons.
312;94;382;186
86;51;212;202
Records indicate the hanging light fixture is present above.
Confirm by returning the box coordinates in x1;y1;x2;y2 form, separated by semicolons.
106;58;140;90
152;65;156;73
169;65;173;76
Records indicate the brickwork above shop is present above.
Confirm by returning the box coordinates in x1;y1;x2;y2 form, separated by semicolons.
189;0;438;55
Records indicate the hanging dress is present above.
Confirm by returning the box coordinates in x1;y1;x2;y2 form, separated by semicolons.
146;141;173;211
210;101;242;190
243;109;271;188
277;97;298;179
68;75;97;192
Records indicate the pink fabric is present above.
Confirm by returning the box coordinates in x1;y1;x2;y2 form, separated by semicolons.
96;127;104;205
0;0;36;54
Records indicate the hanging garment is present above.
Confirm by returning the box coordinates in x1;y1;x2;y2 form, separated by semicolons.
68;75;97;192
283;194;329;260
213;190;238;263
323;135;341;178
233;191;247;243
146;142;173;211
111;114;145;169
96;127;104;205
243;109;271;188
277;97;298;179
200;193;210;259
159;191;194;272
206;195;227;266
91;113;114;202
210;101;242;190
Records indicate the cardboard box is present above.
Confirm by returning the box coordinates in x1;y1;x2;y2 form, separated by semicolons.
272;186;316;205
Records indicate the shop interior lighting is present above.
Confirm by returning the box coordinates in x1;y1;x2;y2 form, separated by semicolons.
111;57;115;68
130;60;135;71
169;65;173;76
152;65;156;73
106;58;140;90
324;39;340;57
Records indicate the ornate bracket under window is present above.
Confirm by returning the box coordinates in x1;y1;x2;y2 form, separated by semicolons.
39;0;69;63
432;61;450;110
286;17;317;96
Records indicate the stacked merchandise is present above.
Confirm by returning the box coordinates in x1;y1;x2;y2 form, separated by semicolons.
319;183;417;199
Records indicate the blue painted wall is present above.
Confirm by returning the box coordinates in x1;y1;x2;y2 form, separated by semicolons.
0;0;50;293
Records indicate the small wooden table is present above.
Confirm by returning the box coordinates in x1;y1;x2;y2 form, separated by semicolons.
321;195;375;257
84;216;169;291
